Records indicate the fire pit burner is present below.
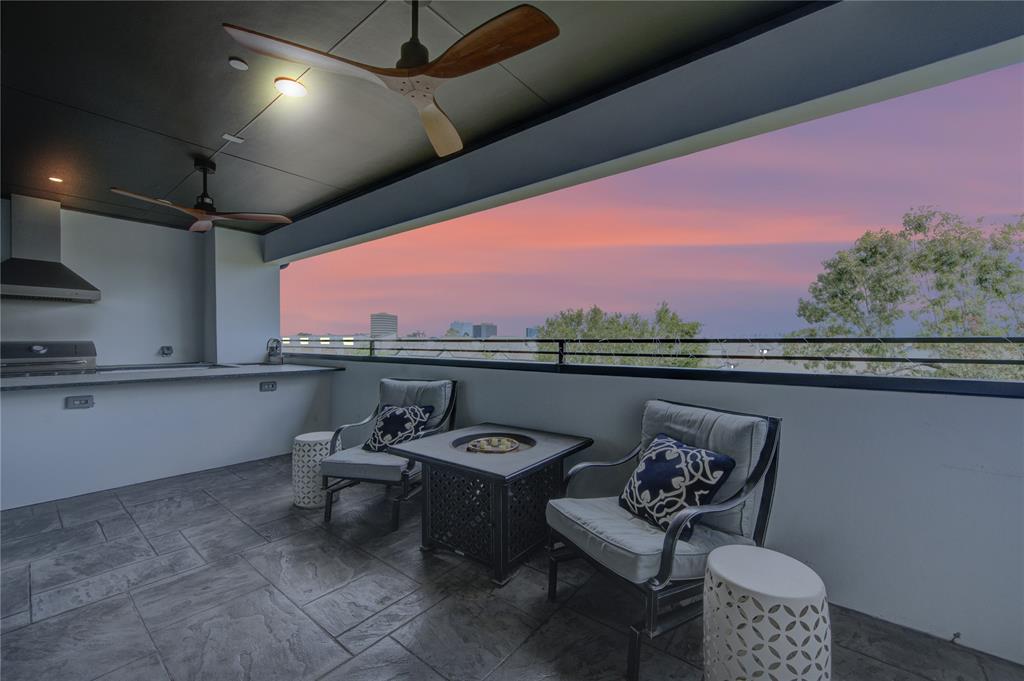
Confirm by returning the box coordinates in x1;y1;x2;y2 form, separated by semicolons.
451;432;537;453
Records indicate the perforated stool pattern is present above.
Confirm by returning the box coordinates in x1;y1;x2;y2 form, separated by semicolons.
292;431;333;508
703;546;831;681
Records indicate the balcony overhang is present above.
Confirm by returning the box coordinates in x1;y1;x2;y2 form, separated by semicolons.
263;1;1024;263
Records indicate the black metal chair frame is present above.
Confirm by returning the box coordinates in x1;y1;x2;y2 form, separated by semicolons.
546;400;782;681
322;379;458;531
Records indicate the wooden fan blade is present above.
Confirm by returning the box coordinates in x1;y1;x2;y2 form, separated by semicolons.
189;220;214;233
423;5;558;79
212;213;292;224
111;187;205;219
223;24;395;87
419;99;463;157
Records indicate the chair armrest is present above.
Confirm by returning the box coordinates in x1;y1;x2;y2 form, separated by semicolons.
650;439;779;588
392;421;453;470
649;491;754;588
329;408;379;454
416;421;451;439
565;445;641;486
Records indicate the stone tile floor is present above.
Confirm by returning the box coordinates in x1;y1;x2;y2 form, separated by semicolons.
1;454;1021;681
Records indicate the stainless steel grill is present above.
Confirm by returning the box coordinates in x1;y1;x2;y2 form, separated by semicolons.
1;340;97;376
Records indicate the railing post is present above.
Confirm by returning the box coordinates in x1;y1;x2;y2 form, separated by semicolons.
369;339;375;358
557;340;565;366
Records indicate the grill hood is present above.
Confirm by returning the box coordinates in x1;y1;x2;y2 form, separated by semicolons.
1;195;100;302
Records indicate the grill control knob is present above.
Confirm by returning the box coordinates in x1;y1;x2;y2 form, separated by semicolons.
30;344;48;354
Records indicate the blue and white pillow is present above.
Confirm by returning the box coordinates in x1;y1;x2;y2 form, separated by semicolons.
619;433;735;540
363;404;434;452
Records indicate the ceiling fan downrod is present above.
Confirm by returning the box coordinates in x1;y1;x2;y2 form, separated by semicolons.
194;158;217;212
396;0;429;69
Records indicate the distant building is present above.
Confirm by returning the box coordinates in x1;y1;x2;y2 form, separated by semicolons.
525;326;540;338
370;312;398;338
473;323;497;339
448;321;473;337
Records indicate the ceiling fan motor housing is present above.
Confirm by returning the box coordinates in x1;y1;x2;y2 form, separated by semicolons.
194;158;217;212
397;39;429;69
194;194;216;212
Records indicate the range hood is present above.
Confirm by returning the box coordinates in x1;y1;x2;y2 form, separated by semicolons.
1;195;100;302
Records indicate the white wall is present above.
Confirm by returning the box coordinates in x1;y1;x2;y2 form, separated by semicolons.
205;228;280;364
326;360;1024;664
0;201;283;366
1;201;205;365
1;373;332;508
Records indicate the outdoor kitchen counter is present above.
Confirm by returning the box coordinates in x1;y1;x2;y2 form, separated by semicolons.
0;363;340;391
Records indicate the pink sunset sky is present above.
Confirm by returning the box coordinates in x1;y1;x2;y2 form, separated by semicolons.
282;63;1024;337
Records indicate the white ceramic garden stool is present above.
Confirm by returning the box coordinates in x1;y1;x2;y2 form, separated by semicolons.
703;545;831;681
291;431;334;509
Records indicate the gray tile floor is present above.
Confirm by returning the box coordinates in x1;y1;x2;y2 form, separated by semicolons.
1;454;1021;681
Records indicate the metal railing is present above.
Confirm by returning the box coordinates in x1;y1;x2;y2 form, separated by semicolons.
282;335;1024;380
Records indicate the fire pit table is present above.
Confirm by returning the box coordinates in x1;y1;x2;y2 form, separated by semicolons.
389;422;593;583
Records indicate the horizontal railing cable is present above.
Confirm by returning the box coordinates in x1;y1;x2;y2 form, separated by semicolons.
282;336;1022;345
281;335;1023;373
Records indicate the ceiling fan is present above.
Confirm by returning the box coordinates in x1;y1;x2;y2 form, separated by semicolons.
224;2;559;157
110;158;292;233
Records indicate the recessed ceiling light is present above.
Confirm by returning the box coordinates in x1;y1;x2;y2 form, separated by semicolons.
47;176;64;183
228;57;249;71
274;77;307;97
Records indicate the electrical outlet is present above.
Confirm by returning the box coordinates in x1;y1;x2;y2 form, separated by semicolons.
65;395;94;409
259;381;277;392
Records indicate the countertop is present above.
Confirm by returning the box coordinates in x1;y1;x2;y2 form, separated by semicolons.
1;363;341;392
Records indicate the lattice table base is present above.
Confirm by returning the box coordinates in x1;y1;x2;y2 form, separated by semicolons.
422;459;562;583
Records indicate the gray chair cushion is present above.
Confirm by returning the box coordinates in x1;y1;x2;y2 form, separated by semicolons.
379;379;453;430
640;400;768;538
547;496;753;584
320;445;420;483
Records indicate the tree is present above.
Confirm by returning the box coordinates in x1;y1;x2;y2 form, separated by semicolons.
537;302;705;367
444;326;466;337
906;210;1023;336
795;229;914;338
905;210;1023;379
786;228;915;374
790;208;1023;379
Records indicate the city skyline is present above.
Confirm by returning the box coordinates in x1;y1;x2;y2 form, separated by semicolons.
286;315;512;338
281;63;1023;338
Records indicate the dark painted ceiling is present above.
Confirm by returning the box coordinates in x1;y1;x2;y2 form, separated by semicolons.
1;1;801;233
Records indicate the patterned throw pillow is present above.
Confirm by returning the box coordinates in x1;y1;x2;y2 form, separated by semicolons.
619;433;735;540
363;404;435;452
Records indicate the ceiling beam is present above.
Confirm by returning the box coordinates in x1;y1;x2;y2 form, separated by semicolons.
264;1;1024;263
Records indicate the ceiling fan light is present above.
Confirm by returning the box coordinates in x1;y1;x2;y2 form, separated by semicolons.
274;77;307;97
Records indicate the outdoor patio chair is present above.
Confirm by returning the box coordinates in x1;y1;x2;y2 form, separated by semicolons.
321;378;457;530
545;399;781;681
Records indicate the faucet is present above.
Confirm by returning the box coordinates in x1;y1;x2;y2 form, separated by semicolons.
266;338;284;364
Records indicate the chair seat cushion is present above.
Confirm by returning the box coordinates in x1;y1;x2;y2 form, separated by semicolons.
547;496;753;584
320;445;420;483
